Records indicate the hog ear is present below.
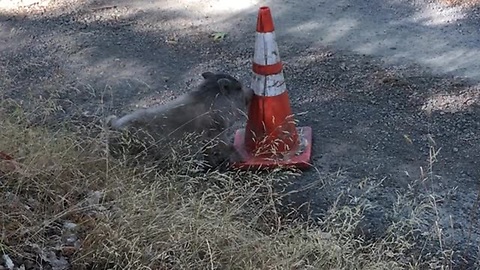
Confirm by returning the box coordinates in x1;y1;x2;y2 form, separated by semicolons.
201;72;215;79
217;78;232;95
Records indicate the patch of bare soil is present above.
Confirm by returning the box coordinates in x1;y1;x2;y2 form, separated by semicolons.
0;0;479;269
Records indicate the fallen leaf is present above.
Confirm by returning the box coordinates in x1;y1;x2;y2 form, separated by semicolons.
211;32;227;41
403;134;413;144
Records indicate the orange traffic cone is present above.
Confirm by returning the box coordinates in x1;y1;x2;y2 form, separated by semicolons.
232;6;313;170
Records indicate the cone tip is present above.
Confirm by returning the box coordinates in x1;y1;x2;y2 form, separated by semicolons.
256;6;275;33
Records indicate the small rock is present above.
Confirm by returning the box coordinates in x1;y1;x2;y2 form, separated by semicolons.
2;254;14;270
63;222;77;231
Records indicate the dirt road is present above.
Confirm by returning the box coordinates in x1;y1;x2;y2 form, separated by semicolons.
56;0;480;80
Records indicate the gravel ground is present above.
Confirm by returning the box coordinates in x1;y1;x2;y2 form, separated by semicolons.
0;0;479;268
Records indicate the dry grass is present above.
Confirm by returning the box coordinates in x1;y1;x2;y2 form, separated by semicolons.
0;97;463;269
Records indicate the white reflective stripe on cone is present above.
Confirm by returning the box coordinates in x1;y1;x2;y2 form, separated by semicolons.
253;32;281;66
251;72;287;97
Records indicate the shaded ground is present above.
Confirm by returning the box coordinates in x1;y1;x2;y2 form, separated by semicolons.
0;0;479;268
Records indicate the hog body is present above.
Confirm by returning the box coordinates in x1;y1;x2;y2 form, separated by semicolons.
106;72;253;169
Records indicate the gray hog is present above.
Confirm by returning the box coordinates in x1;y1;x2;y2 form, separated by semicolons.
106;72;253;169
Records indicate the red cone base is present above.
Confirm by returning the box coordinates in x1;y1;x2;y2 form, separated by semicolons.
243;92;299;155
231;126;313;170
